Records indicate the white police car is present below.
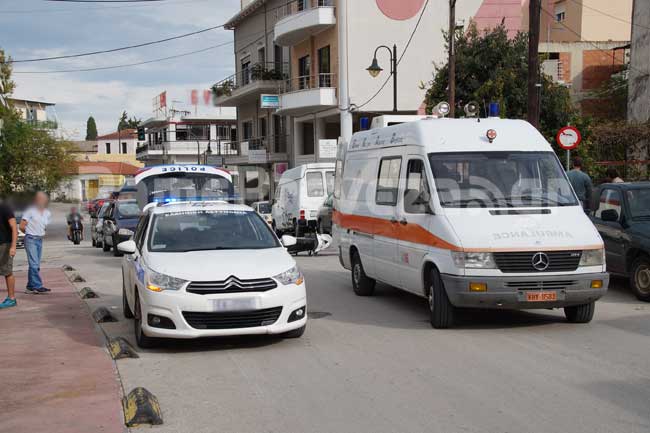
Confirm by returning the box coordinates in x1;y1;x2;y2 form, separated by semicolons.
118;201;306;348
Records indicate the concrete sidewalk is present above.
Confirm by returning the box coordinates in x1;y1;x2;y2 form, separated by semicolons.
0;268;124;433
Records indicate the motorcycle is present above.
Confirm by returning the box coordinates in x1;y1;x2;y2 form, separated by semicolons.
69;214;83;245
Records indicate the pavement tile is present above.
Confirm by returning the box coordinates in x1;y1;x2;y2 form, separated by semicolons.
0;269;125;433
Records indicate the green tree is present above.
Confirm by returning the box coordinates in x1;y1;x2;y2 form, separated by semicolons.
423;24;575;141
85;115;98;140
0;48;74;195
117;111;140;130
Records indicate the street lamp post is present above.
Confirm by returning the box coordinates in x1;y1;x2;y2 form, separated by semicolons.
366;44;398;113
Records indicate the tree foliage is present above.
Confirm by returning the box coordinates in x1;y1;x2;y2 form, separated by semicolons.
117;111;140;130
85;115;98;140
0;47;75;196
423;24;575;141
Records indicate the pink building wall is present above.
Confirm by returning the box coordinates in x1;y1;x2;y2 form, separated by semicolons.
471;0;528;38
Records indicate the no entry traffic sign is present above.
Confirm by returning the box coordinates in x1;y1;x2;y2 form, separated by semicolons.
556;126;582;150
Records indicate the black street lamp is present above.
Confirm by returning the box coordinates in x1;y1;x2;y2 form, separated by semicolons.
367;44;398;113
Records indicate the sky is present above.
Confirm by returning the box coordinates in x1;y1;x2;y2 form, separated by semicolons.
1;0;240;139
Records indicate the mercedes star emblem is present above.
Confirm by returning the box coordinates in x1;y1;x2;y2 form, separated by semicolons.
531;252;550;271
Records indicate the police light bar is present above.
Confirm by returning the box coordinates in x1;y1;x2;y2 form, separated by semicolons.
135;164;233;185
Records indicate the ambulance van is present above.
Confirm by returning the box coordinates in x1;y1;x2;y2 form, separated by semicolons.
333;116;608;328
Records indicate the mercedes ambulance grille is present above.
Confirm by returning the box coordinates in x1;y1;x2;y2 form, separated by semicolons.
505;280;578;290
183;307;283;330
494;251;582;273
186;276;277;295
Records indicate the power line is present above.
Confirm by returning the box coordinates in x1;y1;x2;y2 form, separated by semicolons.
540;6;648;77
566;0;649;30
10;24;226;63
2;0;205;14
12;41;233;74
355;0;430;111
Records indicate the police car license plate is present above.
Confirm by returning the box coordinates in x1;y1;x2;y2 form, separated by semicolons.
211;298;259;312
525;291;557;302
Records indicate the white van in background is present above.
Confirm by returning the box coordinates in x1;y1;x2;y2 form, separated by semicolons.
272;163;335;236
333;116;608;328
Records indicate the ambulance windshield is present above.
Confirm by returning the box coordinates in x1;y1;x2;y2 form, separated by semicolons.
429;151;579;208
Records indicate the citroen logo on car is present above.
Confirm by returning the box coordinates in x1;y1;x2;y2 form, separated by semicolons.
532;252;550;271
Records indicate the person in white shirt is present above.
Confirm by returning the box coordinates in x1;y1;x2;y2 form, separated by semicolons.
19;192;52;294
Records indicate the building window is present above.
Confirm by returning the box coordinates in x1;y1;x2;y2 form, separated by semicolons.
298;55;311;89
242;121;253;140
555;3;566;22
318;45;331;87
297;0;306;11
241;56;251;86
259;117;267;138
105;143;111;154
121;142;127;154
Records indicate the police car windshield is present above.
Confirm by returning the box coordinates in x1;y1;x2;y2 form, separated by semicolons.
429;151;578;208
148;210;280;253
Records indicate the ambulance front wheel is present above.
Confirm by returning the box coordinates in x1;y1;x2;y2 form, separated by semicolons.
429;268;455;329
351;251;375;296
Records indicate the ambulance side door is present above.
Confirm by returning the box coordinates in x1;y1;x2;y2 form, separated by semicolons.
398;155;434;294
373;153;403;288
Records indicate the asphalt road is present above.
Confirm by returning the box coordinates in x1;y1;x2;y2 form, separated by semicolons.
20;204;650;433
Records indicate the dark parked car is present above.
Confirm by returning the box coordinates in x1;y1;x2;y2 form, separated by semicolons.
102;200;140;256
317;194;333;234
590;182;650;302
91;201;111;248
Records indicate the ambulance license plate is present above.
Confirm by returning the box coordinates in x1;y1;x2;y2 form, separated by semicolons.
212;298;258;312
525;291;557;302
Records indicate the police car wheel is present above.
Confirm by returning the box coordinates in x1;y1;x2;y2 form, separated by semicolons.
429;268;455;329
134;292;157;349
564;301;595;323
351;251;375;296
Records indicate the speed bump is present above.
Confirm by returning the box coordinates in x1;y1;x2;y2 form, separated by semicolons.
71;273;86;283
122;387;163;427
62;264;75;271
92;307;117;323
79;287;99;299
107;337;139;360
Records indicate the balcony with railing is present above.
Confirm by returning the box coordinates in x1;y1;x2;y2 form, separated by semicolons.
26;119;58;130
212;62;288;107
136;135;289;164
274;0;336;47
276;73;337;116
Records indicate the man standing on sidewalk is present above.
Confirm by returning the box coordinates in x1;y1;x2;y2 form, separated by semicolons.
20;192;52;294
567;157;593;212
0;200;18;309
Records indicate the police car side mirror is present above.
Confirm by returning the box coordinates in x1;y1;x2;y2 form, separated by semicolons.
281;235;298;247
118;240;137;254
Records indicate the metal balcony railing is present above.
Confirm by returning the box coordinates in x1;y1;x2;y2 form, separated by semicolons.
229;135;289;156
26;119;58;129
212;62;289;99
280;73;337;94
275;0;335;21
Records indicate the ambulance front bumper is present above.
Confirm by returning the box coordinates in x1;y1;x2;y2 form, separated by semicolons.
441;273;608;309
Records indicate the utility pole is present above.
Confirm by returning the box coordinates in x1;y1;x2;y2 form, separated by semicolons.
448;0;457;118
527;0;541;128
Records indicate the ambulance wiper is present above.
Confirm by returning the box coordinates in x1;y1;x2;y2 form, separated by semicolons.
504;195;571;206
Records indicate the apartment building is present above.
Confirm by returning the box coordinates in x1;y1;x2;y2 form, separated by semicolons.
538;0;633;115
628;0;649;124
217;0;485;199
6;97;58;134
137;114;236;166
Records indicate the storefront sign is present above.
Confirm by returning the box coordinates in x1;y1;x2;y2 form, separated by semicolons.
260;94;280;109
319;139;338;159
248;149;268;164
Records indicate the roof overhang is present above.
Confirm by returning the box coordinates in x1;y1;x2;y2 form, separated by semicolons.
224;0;267;30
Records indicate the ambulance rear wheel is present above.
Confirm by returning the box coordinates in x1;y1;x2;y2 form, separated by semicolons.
429;268;455;329
351;251;375;296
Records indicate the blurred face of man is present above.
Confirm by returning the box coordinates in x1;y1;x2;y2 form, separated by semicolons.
35;192;49;209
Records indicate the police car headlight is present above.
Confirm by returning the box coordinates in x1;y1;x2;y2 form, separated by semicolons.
273;266;304;286
580;249;605;267
147;270;188;292
451;252;497;269
118;228;134;237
